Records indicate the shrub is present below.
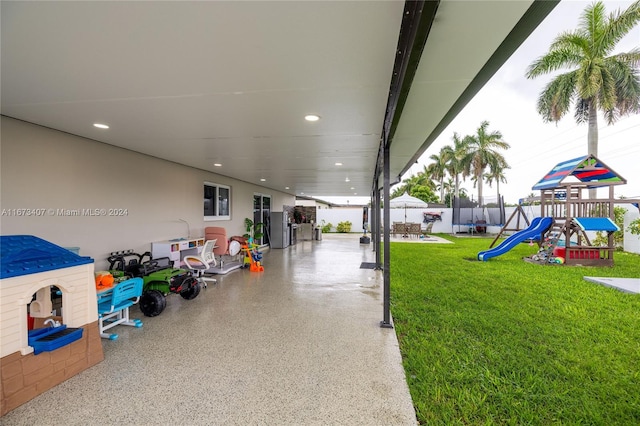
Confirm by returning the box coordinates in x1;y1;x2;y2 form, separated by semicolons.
321;220;332;233
336;221;352;233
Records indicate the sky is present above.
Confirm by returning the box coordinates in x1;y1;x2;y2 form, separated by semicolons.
322;0;640;206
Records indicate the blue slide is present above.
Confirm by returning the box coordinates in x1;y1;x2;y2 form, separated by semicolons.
477;217;554;261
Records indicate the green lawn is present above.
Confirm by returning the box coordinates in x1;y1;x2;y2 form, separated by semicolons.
390;235;640;425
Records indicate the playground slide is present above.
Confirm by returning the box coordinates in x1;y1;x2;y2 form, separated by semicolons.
477;217;554;262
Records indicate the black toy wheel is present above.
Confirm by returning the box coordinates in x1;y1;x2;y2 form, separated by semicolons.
139;289;166;317
180;278;201;300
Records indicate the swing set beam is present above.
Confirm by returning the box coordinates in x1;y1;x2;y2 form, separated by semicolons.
489;204;532;248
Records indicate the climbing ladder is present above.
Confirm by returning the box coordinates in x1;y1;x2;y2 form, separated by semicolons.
531;221;565;264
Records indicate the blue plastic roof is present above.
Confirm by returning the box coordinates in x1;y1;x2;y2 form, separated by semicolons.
573;217;620;232
532;155;625;191
0;235;93;279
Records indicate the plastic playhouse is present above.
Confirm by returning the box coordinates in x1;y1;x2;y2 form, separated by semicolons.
0;235;104;416
479;155;640;266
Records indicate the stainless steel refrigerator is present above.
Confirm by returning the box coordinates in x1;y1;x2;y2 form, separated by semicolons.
270;212;290;249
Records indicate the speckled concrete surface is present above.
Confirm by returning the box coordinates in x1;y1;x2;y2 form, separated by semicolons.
2;234;417;425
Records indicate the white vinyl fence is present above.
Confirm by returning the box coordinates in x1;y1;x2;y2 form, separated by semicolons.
316;206;539;235
312;204;640;254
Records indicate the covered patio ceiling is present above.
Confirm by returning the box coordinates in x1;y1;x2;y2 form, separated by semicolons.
1;1;558;199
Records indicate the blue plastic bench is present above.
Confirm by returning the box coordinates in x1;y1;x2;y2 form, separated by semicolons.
97;277;144;340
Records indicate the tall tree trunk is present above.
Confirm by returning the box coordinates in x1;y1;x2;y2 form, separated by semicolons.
439;177;444;203
477;171;483;208
454;174;460;198
588;101;598;200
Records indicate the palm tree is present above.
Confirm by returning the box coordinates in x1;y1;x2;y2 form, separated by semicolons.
438;177;454;202
484;155;509;202
425;147;449;203
463;121;510;207
526;1;640;197
442;132;470;200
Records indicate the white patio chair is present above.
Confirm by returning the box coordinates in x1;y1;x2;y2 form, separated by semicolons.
183;239;218;288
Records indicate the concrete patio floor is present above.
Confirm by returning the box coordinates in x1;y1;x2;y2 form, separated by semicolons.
2;234;417;425
584;276;640;294
389;234;452;244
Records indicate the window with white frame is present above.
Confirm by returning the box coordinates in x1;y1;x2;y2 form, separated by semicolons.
204;182;230;221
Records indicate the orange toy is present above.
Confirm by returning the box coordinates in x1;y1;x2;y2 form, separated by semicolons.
95;271;114;290
241;241;264;272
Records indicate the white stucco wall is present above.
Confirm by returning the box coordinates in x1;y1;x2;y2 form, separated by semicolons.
623;208;640;254
316;207;453;234
0;117;295;270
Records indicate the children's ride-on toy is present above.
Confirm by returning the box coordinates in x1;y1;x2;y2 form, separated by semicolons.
107;250;201;317
241;238;264;272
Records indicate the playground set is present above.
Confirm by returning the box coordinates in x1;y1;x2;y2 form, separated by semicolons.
478;155;640;266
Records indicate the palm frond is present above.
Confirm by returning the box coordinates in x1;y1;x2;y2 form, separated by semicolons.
549;31;590;55
602;104;619;125
599;1;640;55
574;98;590;124
610;48;640;69
599;66;618;113
608;58;640;116
537;72;577;122
581;1;607;44
526;47;583;78
582;2;609;57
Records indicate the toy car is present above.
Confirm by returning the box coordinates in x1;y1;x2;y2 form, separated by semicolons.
107;250;201;317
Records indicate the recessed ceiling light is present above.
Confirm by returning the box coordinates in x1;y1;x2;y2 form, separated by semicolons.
335;162;343;166
93;123;109;129
350;187;355;190
300;192;305;195
260;178;266;182
304;114;320;122
213;163;222;167
285;187;290;190
345;178;350;182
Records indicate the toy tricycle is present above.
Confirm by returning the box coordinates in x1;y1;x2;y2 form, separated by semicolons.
241;239;264;272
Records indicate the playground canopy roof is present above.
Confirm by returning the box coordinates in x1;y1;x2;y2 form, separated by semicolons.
532;155;626;191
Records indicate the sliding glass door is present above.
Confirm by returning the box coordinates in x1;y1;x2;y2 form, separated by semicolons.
253;194;271;246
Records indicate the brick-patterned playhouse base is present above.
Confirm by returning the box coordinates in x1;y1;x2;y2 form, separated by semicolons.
1;322;104;416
